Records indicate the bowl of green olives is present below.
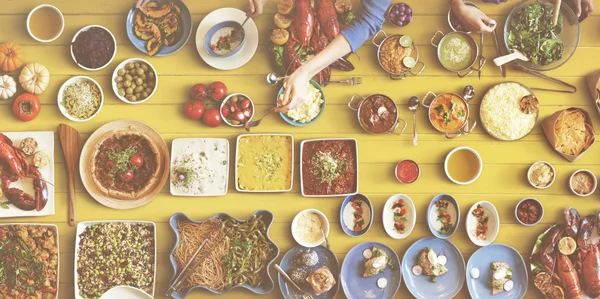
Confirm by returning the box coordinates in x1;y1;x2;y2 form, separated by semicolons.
112;58;158;104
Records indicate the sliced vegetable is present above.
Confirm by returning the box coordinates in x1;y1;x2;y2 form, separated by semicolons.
377;277;388;289
363;248;373;259
412;265;422;276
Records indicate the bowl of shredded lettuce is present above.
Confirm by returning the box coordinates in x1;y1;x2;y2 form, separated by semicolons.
504;0;579;71
277;80;326;126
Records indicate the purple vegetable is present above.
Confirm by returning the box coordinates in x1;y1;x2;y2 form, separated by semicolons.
388;3;413;27
178;174;185;181
390;12;397;18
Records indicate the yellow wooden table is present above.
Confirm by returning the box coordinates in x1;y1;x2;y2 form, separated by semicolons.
1;0;599;298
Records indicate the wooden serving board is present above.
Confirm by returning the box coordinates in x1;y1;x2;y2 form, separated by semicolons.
79;120;170;210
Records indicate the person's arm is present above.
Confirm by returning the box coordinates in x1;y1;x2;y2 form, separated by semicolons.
449;0;496;33
281;0;391;110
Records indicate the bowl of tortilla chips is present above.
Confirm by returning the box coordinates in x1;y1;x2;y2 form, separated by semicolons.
586;70;600;116
542;107;595;162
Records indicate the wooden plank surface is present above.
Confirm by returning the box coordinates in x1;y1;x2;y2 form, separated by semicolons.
1;0;598;298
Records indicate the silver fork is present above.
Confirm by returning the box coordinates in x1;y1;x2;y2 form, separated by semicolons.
324;77;362;85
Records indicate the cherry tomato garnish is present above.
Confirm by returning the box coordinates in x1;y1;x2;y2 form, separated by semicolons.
233;111;246;122
221;105;231;117
240;99;251;110
121;171;134;181
106;161;116;170
130;155;144;167
242;108;252;119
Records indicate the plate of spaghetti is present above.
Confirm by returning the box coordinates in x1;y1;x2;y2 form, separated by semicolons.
168;211;279;297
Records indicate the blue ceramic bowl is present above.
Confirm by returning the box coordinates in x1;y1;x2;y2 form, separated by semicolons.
168;211;279;297
340;242;402;299
339;194;373;237
427;194;460;239
466;244;528;299
203;21;245;58
277;245;339;299
126;0;192;56
402;237;465;299
278;80;326;126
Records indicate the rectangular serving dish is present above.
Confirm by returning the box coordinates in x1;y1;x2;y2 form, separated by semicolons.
0;131;55;218
300;138;359;197
170;138;229;196
235;134;294;193
0;223;60;298
74;221;157;299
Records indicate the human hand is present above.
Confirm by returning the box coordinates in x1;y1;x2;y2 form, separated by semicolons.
279;70;311;111
247;0;269;17
567;0;594;19
135;0;150;8
451;1;497;33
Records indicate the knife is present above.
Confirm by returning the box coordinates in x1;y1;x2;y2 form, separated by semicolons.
492;29;506;77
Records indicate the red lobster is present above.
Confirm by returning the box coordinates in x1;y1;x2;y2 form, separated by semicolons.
536;225;563;282
576;213;600;297
557;253;582;298
290;0;314;48
0;133;48;211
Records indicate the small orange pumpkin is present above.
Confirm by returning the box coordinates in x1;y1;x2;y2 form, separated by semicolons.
0;41;24;72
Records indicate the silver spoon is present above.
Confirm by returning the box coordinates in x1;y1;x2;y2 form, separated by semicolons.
266;72;289;85
408;96;419;146
321;228;330;249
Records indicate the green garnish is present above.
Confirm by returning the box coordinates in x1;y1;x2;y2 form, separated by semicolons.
443;112;451;124
313;151;348;184
107;146;137;174
254;152;283;182
435;105;444;114
458;109;465;117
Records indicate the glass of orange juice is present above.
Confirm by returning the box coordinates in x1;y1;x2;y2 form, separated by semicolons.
27;4;64;43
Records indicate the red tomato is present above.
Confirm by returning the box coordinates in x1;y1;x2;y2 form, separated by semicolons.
209;81;227;101
240;99;251;110
202;108;222;127
106;161;116;170
190;83;208;101
121;171;134;181
130;155;144;167
184;100;205;120
13;93;41;122
221;105;230;117
242;108;252;119
233;111;245;122
229;103;237;113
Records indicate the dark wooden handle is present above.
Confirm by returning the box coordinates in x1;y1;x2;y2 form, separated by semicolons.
67;168;76;227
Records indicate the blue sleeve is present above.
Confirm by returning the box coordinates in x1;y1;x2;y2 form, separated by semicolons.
340;0;392;52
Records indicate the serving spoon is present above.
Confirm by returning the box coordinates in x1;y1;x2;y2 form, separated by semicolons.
493;49;529;67
266;72;289;85
408;96;419;146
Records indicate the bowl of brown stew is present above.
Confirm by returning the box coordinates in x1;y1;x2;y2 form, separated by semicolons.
372;30;424;80
71;25;117;71
348;94;407;135
422;85;476;139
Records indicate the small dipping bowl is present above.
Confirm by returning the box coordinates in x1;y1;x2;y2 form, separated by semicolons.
100;286;152;299
70;25;117;71
111;58;158;105
220;93;255;127
527;161;556;189
444;146;483;185
291;209;330;248
204;21;245;58
515;198;544;226
340;194;373;237
27;4;64;43
569;169;598;197
395;160;419;184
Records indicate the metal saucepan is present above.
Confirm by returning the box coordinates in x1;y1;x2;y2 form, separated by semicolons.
422;85;477;139
447;1;479;33
372;30;425;80
431;31;485;78
348;94;407;135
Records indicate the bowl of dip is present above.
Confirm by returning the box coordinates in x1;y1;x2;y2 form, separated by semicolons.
444;147;483;185
204;21;245;58
395;160;419;184
515;198;544;226
340;194;373;237
27;4;64;43
70;25;117;71
348;93;407;135
527;161;555;189
291;209;330;248
278;80;325;126
569;169;597;197
431;31;483;77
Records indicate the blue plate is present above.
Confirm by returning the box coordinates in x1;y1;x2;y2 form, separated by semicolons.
203;21;245;58
402;237;465;299
278;80;326;126
126;0;192;57
168;211;279;297
466;244;528;299
341;242;402;299
278;245;339;299
340;194;373;237
427;194;460;239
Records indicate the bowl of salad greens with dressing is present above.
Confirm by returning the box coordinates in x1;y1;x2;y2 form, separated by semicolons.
504;0;580;71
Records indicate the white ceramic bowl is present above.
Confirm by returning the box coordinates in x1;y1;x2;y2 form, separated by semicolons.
57;76;104;122
27;4;64;43
444;146;483;185
569;169;598;197
100;286;153;299
527;161;556;189
515;198;544;226
220;93;255;127
111;58;158;104
70;25;117;71
465;201;499;246
382;194;416;239
291;209;330;248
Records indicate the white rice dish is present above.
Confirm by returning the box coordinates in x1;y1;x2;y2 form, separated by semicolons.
480;82;537;140
170;139;228;196
284;84;324;123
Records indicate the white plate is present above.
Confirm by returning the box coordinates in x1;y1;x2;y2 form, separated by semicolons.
300;138;359;197
235;134;294;193
465;201;499;246
383;194;416;239
100;286;152;299
0;223;59;298
0;131;55;218
170;138;229;196
195;8;258;70
74;221;157;299
291;209;330;248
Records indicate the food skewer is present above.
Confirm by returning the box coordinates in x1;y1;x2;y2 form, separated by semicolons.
553;0;561;27
274;264;314;299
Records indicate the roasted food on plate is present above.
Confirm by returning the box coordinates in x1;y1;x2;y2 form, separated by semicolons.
362;247;391;277
306;266;336;295
134;0;184;56
416;247;448;280
490;262;513;295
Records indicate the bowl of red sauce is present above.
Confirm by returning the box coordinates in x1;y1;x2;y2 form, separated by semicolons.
395;160;419;184
515;198;544;226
